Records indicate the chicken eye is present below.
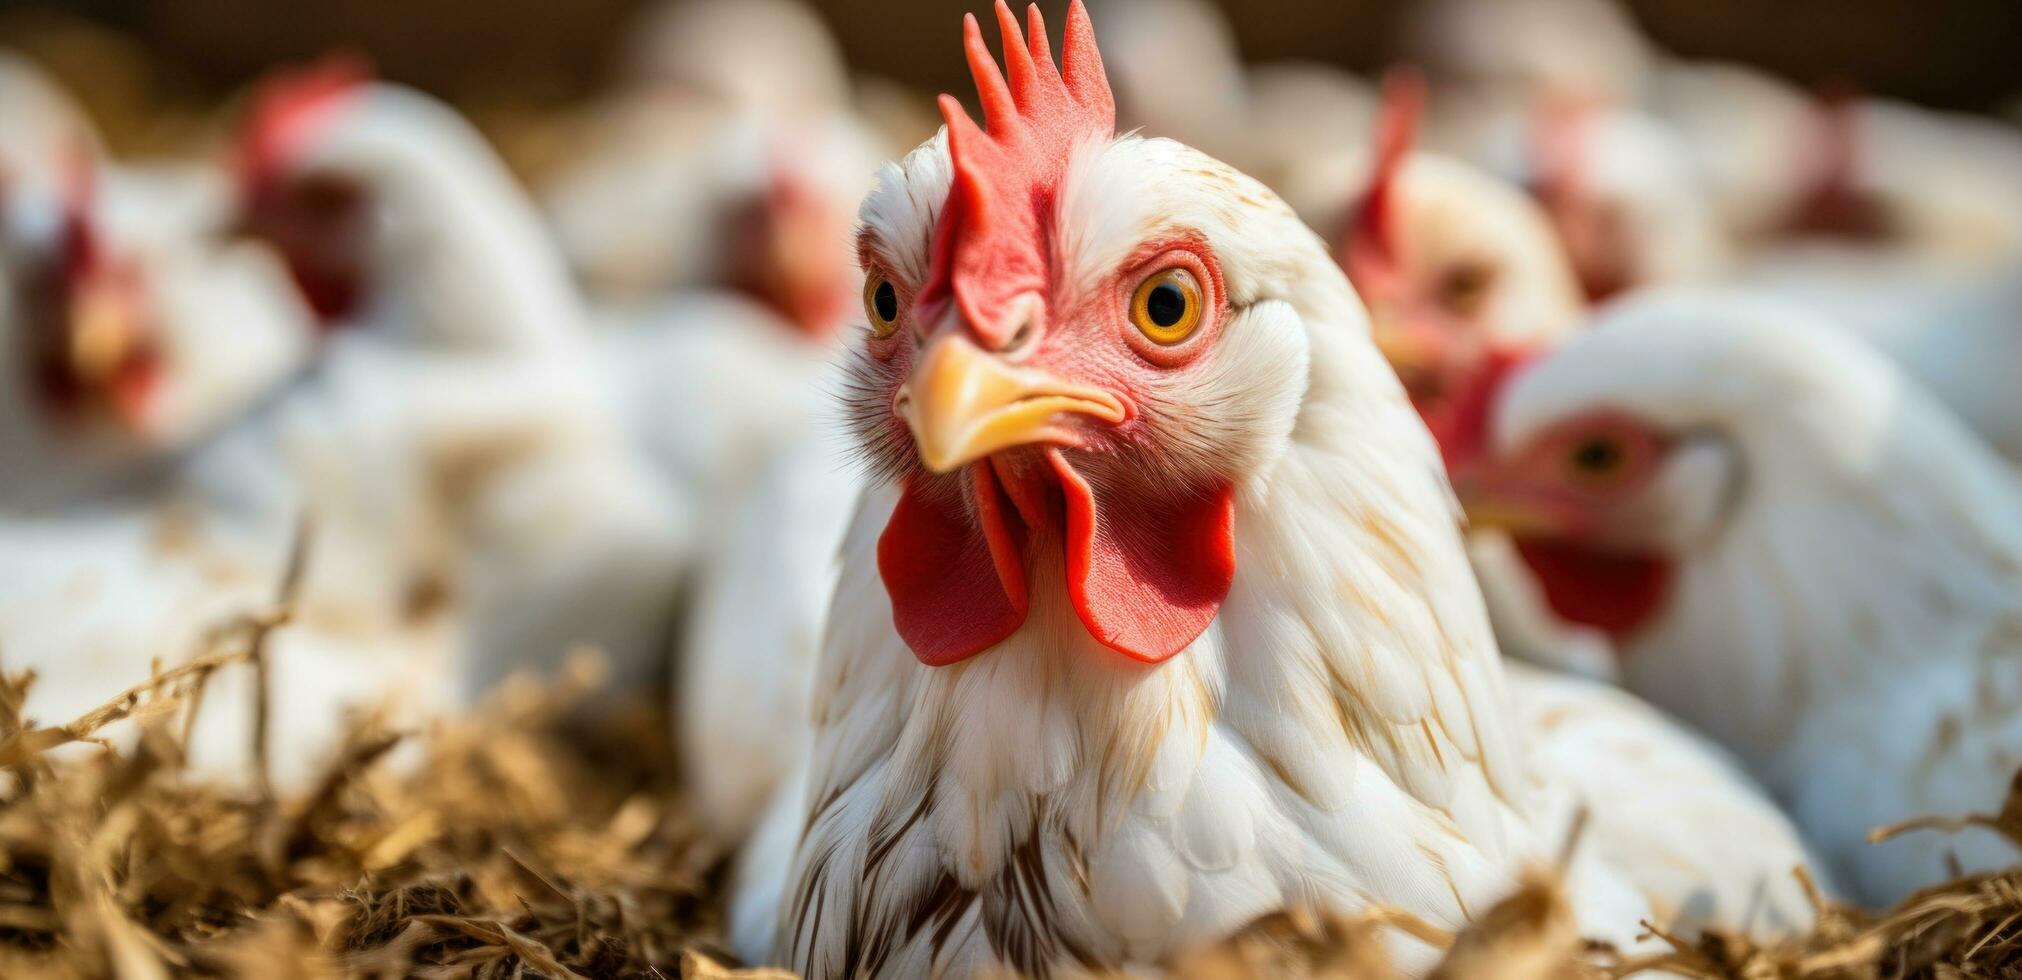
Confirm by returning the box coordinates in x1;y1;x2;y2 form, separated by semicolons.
1439;260;1496;316
1567;436;1628;482
1130;267;1203;345
863;275;899;337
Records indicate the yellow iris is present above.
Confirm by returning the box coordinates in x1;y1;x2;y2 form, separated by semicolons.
1130;267;1203;345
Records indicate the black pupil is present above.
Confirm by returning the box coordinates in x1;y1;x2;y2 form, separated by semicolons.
873;281;898;321
1146;282;1187;328
1572;439;1623;473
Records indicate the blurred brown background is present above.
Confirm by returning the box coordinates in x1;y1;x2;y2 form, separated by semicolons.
2;0;2017;115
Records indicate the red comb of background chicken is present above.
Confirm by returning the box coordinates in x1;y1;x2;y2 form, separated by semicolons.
1341;66;1425;276
235;54;371;196
921;0;1114;350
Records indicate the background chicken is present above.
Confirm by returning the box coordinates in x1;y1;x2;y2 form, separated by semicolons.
229;65;689;698
1464;101;1731;303
0;0;2018;975
542;0;887;317
1;146;315;510
743;7;1815;975
1458;290;2022;906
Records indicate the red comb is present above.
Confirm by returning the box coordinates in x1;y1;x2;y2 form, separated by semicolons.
235;54;372;195
1342;66;1425;272
921;0;1115;349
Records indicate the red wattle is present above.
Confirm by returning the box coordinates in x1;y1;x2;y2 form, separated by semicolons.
288;263;364;327
1514;537;1672;641
1050;450;1235;663
878;467;1029;666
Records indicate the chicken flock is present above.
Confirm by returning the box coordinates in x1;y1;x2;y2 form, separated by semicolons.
2;0;2020;975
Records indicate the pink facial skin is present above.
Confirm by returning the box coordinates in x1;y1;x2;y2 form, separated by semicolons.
1454;408;1678;642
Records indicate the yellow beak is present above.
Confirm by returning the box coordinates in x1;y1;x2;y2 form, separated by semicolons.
1454;473;1590;538
68;284;136;386
1369;310;1441;375
897;334;1126;474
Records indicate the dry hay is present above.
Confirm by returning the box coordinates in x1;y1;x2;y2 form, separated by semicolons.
0;565;2018;979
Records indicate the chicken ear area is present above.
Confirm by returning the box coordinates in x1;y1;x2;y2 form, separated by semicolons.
877;453;1236;666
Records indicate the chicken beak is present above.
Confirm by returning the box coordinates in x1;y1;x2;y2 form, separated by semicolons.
1370;313;1436;373
897;334;1126;474
68;281;136;388
66;276;157;431
1454;468;1590;538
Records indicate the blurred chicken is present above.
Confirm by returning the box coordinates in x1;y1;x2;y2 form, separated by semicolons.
543;0;886;312
0;147;315;509
620;0;851;116
1646;61;1816;242
1468;101;1731;302
735;6;1817;973
545;103;885;316
1093;0;1375;190
1400;0;1653;107
676;419;860;840
0;147;440;793
0;50;99;188
1090;0;1248;162
1696;88;2022;464
229;63;687;697
1458;290;2022;906
235;58;579;348
1301;73;1584;460
539;0;882;571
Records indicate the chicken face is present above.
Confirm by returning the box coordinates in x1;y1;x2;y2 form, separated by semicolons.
725;151;860;341
1451;289;2022;800
1454;406;1687;639
11;158;161;435
1452;294;1841;649
233;57;372;326
1520;102;1731;304
846;0;1308;667
1340;74;1583;463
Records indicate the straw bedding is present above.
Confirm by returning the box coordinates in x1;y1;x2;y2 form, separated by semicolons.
1;589;2018;979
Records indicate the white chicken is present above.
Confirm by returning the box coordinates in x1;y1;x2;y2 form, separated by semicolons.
234;58;578;349
620;0;852;118
734;5;1818;974
1290;72;1584;461
1457;289;2022;906
1089;0;1249;165
0;50;97;189
543;0;885;316
1398;0;1654;108
1689;86;2022;465
1645;61;1819;243
0;148;315;510
1091;0;1376;193
1465;100;1731;302
0;164;447;793
228;64;688;697
677;416;861;840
